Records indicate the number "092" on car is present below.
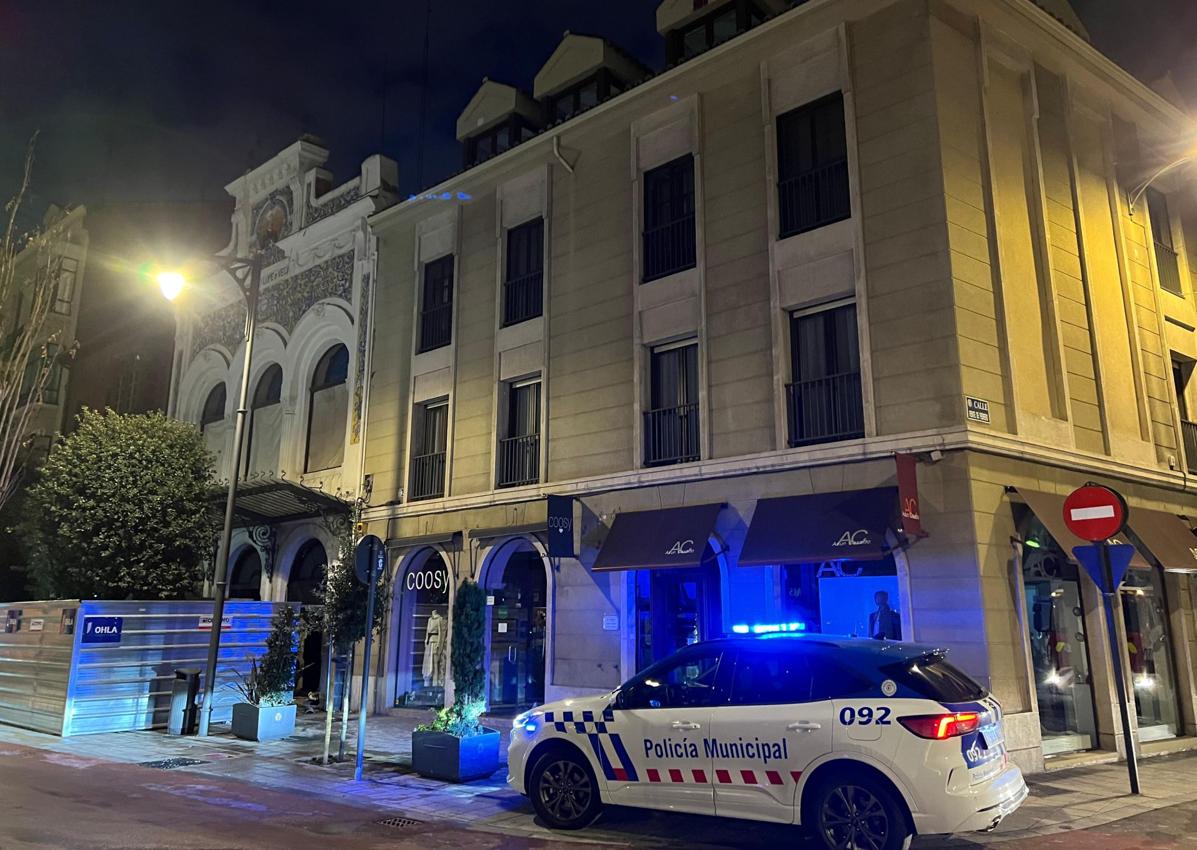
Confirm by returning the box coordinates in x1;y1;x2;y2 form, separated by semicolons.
838;706;892;726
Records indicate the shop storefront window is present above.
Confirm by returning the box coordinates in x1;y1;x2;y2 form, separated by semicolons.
781;555;902;638
635;560;721;672
1121;567;1180;741
486;548;547;713
394;553;450;708
1020;515;1098;756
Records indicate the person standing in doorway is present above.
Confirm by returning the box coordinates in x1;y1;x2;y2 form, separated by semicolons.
869;590;901;641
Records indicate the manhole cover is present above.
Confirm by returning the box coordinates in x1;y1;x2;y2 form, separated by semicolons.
376;816;422;829
138;757;209;770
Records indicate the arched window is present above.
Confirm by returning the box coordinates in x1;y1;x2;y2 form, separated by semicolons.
305;344;349;472
200;383;228;470
245;364;283;477
228;548;263;601
200;383;226;432
287;539;327;605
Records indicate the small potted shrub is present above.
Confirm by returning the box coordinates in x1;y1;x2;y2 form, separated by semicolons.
232;606;299;742
411;580;500;782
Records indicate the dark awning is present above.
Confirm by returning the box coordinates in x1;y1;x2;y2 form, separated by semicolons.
1011;487;1150;569
739;488;900;566
591;503;723;572
214;477;350;528
1129;508;1197;572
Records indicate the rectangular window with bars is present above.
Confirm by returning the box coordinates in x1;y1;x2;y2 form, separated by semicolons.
503;218;544;327
787;303;863;447
642;154;697;282
1174;359;1197;474
498;378;540;487
410;400;449;501
418;255;454;353
1148;188;1183;296
53;256;78;315
776;92;851;239
644;341;700;467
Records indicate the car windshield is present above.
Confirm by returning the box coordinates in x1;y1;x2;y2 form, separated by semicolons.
882;652;986;702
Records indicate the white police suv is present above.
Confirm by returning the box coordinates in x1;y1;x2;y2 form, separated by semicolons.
508;635;1027;849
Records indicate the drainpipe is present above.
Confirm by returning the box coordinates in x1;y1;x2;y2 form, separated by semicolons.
553;136;575;175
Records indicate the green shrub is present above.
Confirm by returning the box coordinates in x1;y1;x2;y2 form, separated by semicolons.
450;580;487;704
414;700;486;738
237;607;298;707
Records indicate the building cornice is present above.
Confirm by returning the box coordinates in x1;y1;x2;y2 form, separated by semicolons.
370;0;1190;237
361;427;1196;523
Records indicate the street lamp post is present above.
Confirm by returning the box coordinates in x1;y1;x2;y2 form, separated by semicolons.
161;251;264;736
1128;143;1197;214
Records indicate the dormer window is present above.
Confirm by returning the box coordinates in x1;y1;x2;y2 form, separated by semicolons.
548;71;627;123
680;6;737;59
661;0;776;65
466;115;538;168
534;33;647;125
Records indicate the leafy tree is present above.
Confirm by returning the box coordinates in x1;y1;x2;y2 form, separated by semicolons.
0;137;78;512
450;580;487;704
319;502;389;653
313;500;389;764
21;408;218;599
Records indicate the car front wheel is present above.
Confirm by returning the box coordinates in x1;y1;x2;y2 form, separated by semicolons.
528;749;603;830
808;775;912;850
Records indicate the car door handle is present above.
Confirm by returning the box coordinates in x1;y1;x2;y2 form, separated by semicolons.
787;721;822;731
671;721;701;731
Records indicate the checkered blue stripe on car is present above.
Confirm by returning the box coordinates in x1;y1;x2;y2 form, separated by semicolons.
543;709;636;781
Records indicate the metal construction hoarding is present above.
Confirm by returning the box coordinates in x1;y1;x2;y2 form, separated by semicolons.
0;599;288;736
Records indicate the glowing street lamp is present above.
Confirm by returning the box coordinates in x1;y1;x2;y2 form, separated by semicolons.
159;251;265;736
156;270;186;303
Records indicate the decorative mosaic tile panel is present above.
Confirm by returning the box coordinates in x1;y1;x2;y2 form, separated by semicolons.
190;251;354;358
304;184;360;227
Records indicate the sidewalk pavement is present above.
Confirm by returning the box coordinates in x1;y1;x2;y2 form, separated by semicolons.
0;710;1194;848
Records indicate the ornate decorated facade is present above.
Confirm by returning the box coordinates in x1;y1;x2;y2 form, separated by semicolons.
168;138;398;629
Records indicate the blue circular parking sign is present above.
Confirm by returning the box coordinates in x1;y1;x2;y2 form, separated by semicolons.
354;534;385;585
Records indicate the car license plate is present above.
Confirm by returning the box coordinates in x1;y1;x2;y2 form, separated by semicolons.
979;725;1004;752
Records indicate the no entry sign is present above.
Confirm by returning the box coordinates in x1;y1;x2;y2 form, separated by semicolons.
1063;484;1128;543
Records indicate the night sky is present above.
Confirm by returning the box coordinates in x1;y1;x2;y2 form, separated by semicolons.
1;0;1193;212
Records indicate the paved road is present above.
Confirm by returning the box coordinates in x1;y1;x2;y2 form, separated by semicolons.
2;740;1196;849
0;742;616;850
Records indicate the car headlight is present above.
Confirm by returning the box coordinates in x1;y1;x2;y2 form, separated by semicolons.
512;709;541;734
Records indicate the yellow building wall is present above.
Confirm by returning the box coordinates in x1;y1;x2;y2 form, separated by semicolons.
546;128;636;482
853;1;965;437
1035;68;1106;454
702;69;775;459
364;220;417;504
450;194;499;496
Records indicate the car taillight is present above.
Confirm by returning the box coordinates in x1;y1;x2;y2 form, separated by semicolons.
899;712;981;740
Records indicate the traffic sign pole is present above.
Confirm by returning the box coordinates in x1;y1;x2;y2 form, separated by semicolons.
1064;483;1140;796
354;535;384;782
1098;541;1140;795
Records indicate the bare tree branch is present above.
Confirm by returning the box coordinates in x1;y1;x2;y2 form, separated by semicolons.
0;135;77;512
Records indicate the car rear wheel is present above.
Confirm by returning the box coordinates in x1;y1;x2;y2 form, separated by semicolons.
808;776;912;850
528;749;603;830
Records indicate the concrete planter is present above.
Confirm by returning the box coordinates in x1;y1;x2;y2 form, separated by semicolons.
231;702;296;742
411;728;501;782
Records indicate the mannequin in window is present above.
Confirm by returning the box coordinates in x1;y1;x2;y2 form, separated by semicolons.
423;609;446;686
869;590;902;641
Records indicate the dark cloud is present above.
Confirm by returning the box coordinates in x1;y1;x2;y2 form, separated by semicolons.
0;0;1187;211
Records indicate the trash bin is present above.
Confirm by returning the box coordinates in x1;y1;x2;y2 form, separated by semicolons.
167;668;201;735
